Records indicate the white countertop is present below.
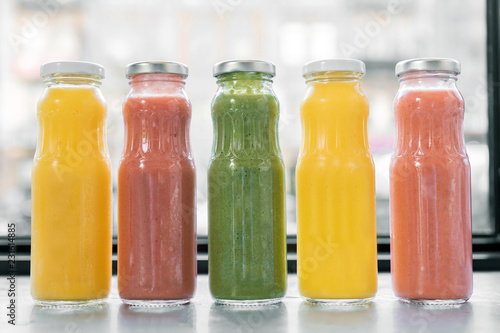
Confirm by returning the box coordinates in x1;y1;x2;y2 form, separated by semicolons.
1;273;499;332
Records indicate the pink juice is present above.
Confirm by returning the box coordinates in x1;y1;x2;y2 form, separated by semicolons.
391;86;472;302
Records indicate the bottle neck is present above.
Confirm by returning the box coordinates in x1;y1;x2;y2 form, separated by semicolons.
300;71;369;156
123;73;190;158
216;72;273;88
128;73;186;86
398;71;458;88
394;70;465;157
43;73;103;87
212;71;279;158
304;71;363;84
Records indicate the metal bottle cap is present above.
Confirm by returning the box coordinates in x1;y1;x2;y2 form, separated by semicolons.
213;60;276;77
125;61;188;78
395;58;461;76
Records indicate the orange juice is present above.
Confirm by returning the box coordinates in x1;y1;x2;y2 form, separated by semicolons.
296;60;377;304
31;62;112;306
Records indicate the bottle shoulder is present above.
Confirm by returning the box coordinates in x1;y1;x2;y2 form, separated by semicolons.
119;156;195;168
391;151;469;160
297;152;374;164
38;86;107;114
209;154;283;164
301;84;368;116
124;92;191;113
302;81;367;100
394;88;463;111
211;90;278;114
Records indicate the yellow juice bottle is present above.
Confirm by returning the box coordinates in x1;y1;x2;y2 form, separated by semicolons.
296;59;377;304
31;62;112;306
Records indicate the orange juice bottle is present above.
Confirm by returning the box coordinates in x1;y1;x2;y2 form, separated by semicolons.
31;61;112;307
296;59;377;304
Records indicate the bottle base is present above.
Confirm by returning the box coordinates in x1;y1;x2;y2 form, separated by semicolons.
34;298;106;308
122;299;190;307
214;297;283;307
399;297;469;306
303;297;373;306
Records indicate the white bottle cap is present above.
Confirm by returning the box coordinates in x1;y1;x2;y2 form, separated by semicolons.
40;61;105;78
302;59;366;77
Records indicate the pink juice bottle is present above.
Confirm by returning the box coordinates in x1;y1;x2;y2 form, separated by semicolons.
390;58;472;305
118;62;197;306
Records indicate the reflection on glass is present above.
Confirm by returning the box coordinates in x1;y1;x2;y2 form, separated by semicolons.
118;303;196;333
29;304;110;333
209;302;287;333
298;302;377;333
0;0;490;238
392;302;473;332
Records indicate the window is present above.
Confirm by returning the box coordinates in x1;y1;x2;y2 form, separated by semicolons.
0;0;498;272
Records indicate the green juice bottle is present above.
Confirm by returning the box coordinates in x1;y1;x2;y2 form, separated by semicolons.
208;60;287;305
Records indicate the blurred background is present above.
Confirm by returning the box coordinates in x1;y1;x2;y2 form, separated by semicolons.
0;0;490;238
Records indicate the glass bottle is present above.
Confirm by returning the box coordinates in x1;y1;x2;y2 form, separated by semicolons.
390;58;473;304
118;62;196;306
297;59;377;305
31;61;112;307
208;60;287;305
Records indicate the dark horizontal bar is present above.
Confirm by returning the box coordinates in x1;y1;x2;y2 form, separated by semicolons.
2;251;500;276
1;234;500;246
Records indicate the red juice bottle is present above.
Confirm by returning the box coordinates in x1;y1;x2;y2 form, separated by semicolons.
118;62;197;306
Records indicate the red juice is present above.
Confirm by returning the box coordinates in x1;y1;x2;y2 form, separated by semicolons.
118;64;196;306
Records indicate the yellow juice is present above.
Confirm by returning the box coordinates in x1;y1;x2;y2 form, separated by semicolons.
296;68;377;301
31;84;112;303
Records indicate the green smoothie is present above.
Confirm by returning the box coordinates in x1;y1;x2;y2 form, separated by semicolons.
208;70;287;302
